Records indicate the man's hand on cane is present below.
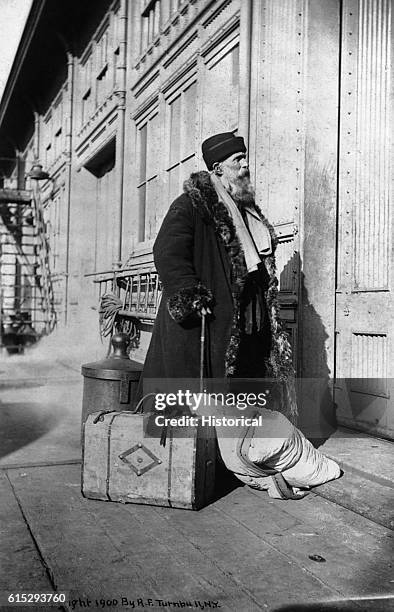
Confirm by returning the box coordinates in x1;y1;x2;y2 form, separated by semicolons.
199;306;212;317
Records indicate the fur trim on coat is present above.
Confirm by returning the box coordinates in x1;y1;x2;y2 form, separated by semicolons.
183;171;297;420
167;283;214;323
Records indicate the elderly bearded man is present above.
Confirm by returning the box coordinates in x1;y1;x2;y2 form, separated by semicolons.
142;132;295;418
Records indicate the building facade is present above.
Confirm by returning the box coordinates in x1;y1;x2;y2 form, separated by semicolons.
0;0;393;439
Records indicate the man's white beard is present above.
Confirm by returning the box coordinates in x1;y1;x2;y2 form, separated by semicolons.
227;175;255;207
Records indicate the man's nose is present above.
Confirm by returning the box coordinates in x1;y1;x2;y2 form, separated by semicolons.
240;158;248;169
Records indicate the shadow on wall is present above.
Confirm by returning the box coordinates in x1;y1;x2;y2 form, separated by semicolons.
281;255;337;446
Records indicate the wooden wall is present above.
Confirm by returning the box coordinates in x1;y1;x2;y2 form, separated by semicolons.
335;0;394;439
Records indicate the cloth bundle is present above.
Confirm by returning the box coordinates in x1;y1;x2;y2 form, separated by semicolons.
215;407;341;499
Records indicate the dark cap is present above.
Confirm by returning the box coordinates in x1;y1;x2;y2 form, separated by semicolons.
202;132;246;170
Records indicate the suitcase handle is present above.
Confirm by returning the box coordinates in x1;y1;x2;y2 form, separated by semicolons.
93;410;113;424
133;392;157;414
91;392;156;425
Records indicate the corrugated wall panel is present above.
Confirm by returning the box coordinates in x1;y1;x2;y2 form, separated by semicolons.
336;0;393;437
353;0;391;290
351;332;387;396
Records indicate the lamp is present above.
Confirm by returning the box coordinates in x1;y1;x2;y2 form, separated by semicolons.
27;163;50;181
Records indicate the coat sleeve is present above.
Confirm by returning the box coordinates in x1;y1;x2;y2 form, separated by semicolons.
153;196;213;324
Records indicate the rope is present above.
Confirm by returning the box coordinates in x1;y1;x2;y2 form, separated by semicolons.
99;292;122;337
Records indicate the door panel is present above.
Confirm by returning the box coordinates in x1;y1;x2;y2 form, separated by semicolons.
335;0;394;438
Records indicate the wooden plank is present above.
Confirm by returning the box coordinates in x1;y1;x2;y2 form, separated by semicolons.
7;465;261;611
318;428;394;485
1;459;81;471
146;498;343;609
315;470;394;531
0;471;59;611
79;496;261;611
214;484;394;601
7;463;394;611
310;429;394;529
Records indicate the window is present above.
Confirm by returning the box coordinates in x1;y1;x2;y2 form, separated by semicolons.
45;144;52;168
140;0;163;53
113;47;120;88
82;88;91;126
96;65;109;108
142;0;180;23
95;28;109;109
166;80;198;203
112;4;121;88
98;30;108;68
202;41;240;137
85;139;117;273
80;53;93;127
137;112;161;242
49;93;64;163
44;192;61;271
54;128;62;161
40;88;64;168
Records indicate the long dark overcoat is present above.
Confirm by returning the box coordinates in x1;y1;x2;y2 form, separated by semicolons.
141;171;294;394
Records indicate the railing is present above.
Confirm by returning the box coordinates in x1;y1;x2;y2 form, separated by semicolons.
116;268;161;321
93;265;161;341
31;185;57;333
0;186;57;352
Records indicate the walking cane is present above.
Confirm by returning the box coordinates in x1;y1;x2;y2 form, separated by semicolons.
160;310;206;447
200;311;206;394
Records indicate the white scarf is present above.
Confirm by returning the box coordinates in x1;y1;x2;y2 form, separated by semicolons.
210;173;272;272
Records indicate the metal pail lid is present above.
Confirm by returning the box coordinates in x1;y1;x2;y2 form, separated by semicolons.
81;333;143;380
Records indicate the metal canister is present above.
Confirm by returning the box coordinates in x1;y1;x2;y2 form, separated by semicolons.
81;333;143;433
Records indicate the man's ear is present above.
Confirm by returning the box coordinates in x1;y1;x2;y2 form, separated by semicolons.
212;162;223;176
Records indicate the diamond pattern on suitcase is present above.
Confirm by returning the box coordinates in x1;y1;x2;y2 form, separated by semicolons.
118;443;162;476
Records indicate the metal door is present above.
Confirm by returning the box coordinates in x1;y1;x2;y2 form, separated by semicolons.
335;0;394;439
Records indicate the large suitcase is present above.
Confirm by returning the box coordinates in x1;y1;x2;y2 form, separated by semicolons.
82;411;216;510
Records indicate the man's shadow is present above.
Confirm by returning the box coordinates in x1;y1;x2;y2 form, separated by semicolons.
280;255;337;447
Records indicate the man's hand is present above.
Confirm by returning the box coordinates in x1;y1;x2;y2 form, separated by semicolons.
199;306;212;317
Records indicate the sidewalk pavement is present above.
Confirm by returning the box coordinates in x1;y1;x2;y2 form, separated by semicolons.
0;351;82;469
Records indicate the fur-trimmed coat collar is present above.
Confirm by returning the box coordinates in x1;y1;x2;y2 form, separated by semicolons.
183;171;278;249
